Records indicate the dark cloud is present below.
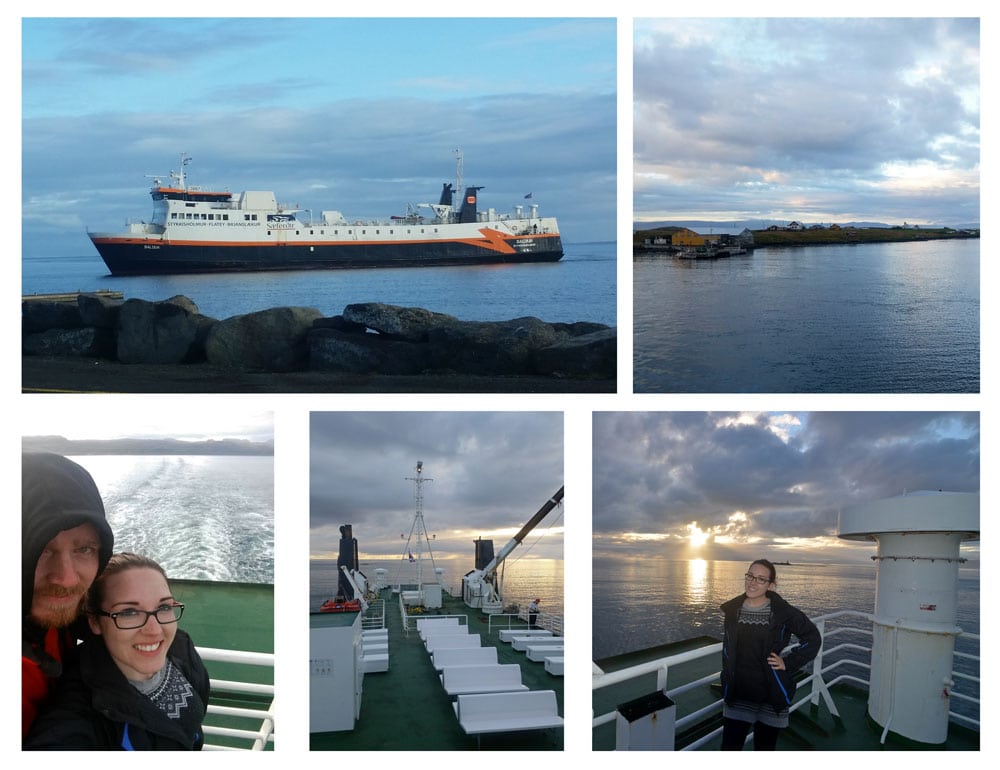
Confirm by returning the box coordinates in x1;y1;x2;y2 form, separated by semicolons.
310;413;563;559
593;412;979;559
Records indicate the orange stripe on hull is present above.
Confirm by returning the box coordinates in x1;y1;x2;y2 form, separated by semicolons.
91;231;561;251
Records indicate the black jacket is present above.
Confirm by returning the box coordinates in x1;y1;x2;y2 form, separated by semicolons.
22;453;115;737
720;591;821;711
23;629;209;750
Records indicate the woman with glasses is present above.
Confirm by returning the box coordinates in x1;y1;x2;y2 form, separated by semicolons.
24;553;209;750
718;559;820;750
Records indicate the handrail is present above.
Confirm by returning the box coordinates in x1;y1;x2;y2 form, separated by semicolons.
197;646;274;751
487;611;564;637
592;609;980;749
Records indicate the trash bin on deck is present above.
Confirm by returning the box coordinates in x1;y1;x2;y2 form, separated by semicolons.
614;691;676;750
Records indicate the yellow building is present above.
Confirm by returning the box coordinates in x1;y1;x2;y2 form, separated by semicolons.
671;229;721;248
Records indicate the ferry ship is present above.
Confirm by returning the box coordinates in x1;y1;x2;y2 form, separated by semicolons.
88;154;563;275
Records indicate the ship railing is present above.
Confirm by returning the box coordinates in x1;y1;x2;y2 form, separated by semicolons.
197;646;275;751
592;609;980;750
362;598;386;630
486;611;563;637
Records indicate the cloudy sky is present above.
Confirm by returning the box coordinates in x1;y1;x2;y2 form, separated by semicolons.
593;412;980;563
310;412;564;564
21;17;616;258
633;18;980;227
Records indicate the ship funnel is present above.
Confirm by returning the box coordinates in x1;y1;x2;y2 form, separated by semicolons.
337;524;360;600
459;186;483;223
838;491;979;744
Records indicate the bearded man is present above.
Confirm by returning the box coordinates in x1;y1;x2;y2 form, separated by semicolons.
22;453;114;737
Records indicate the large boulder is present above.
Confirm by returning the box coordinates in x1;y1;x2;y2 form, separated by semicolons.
205;306;324;371
78;293;124;329
22;300;83;334
342;303;460;341
116;296;211;365
23;327;115;358
533;327;617;379
426;316;565;375
307;327;430;374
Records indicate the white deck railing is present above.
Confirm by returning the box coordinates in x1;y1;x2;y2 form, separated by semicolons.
592;609;980;750
197;646;274;751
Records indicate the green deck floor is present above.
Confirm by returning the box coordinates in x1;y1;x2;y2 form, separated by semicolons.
311;588;563;750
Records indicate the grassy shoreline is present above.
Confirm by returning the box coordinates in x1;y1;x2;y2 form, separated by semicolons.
634;226;979;250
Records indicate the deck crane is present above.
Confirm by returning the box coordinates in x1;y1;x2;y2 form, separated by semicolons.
462;486;564;613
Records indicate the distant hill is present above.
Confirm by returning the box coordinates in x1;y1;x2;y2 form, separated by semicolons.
22;435;273;456
635;219;980;232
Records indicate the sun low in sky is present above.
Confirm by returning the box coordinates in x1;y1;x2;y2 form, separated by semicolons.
594;412;980;564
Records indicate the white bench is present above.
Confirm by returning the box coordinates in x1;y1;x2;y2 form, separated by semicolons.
440;664;528;697
432;646;499;671
425;634;482;653
362;651;389;673
511;635;563;652
544;656;564;676
452;690;563;737
527;644;564;662
422;628;469;645
498;629;553;643
417;617;460;640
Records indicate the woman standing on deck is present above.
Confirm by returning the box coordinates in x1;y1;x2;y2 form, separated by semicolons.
24;553;209;750
719;559;820;750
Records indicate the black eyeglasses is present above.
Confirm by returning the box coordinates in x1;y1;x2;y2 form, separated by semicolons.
744;573;770;585
94;603;184;630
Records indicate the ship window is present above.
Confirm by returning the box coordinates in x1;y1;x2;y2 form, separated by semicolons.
252;214;258;221
201;214;207;220
185;202;195;208
223;215;229;221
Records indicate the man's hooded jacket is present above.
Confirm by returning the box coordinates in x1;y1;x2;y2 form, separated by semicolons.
22;452;114;737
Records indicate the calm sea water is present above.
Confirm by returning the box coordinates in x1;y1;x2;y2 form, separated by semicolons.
69;455;274;584
21;242;616;327
310;557;564;619
592;558;979;660
634;239;979;392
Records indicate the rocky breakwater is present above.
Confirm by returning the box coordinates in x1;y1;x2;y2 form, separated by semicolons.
22;294;616;381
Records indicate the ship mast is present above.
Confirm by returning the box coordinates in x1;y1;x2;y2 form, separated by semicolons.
401;460;437;587
172;153;192;190
453;149;463;202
